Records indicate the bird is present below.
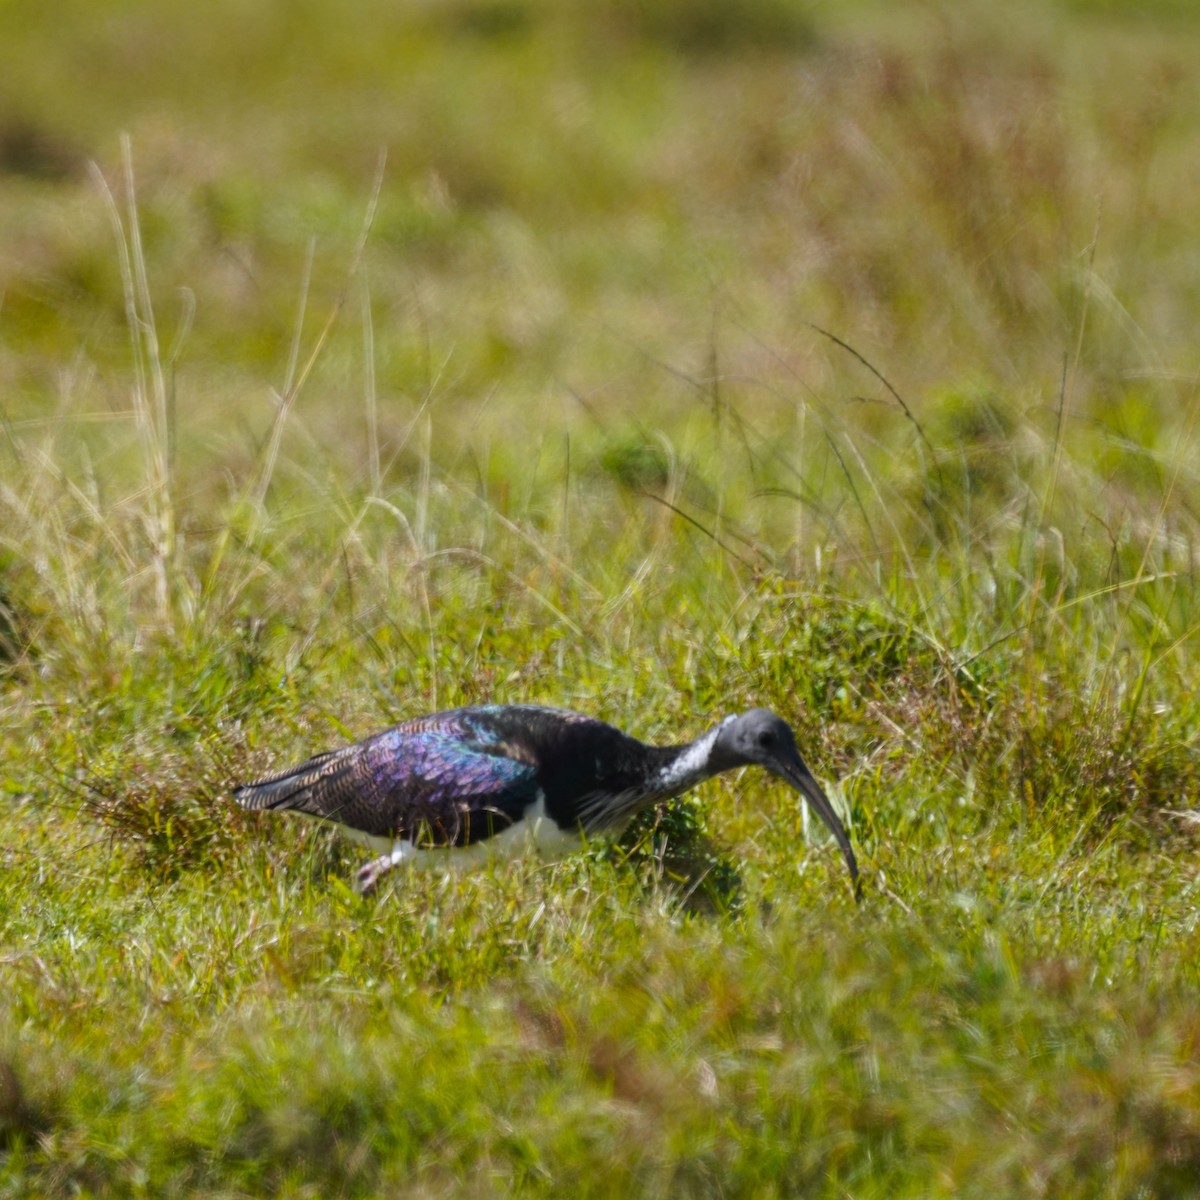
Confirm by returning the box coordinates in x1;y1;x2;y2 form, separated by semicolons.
234;704;860;900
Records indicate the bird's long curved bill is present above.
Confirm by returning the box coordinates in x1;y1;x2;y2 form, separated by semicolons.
775;759;861;902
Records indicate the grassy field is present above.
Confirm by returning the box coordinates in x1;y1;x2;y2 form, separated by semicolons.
4;0;1200;1195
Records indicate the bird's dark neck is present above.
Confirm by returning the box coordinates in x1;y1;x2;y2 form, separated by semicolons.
644;723;727;799
516;712;734;833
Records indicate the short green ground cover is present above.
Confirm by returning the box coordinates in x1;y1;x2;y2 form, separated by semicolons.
3;0;1200;1195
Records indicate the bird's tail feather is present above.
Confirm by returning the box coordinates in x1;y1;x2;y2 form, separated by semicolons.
234;750;355;817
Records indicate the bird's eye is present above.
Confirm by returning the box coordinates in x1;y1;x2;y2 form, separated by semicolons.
756;729;774;748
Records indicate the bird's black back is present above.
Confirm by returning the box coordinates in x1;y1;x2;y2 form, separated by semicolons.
234;704;675;845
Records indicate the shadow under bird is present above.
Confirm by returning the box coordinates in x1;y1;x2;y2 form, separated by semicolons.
234;704;861;900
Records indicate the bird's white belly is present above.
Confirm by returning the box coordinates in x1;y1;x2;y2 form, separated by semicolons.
344;793;580;872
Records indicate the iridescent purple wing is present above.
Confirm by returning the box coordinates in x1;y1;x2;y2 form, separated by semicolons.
234;724;540;847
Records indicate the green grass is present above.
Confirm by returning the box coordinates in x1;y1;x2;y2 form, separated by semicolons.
4;0;1200;1195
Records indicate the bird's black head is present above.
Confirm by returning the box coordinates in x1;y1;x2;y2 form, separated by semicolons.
713;708;861;902
712;708;800;772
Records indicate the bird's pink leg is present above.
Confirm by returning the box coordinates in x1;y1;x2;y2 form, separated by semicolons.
354;840;416;894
